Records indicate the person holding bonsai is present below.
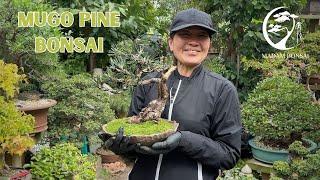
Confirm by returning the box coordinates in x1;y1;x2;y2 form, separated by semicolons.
99;8;242;180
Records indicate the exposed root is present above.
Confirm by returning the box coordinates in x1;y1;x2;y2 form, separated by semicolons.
129;66;177;123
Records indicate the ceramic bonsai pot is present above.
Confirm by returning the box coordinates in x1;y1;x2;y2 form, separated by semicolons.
102;118;179;146
249;138;317;164
16;99;57;133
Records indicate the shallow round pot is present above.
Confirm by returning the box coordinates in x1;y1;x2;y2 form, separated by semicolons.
249;138;317;164
102;120;179;146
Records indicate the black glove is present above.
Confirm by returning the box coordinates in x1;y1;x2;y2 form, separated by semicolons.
135;132;182;155
98;127;136;154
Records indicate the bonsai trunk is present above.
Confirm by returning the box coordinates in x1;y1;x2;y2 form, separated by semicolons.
130;66;177;123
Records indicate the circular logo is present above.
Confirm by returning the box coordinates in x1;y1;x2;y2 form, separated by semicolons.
263;7;300;50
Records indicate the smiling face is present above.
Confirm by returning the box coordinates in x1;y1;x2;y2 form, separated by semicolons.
169;26;211;68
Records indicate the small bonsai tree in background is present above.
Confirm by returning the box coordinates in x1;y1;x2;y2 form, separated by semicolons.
272;141;320;179
0;60;34;171
41;74;115;147
242;76;320;149
109;91;131;118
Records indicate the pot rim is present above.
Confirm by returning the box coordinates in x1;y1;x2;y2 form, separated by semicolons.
248;137;317;153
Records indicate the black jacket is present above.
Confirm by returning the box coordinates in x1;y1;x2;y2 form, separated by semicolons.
128;64;242;180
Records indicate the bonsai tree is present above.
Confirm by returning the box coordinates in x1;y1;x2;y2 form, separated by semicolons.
272;141;320;179
242;76;320;149
102;66;179;146
130;66;176;123
41;73;115;147
0;60;34;171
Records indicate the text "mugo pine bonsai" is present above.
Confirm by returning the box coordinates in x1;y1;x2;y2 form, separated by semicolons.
18;11;120;53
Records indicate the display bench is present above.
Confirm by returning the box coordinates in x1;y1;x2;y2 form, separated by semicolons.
246;159;274;180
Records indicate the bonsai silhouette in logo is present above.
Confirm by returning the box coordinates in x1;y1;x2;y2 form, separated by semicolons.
263;7;301;50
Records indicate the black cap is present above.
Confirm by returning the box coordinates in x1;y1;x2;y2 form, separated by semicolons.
170;8;216;35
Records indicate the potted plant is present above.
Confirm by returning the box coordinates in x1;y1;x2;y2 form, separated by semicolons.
271;141;320;179
102;66;179;146
242;76;319;164
0;60;35;176
41;73;115;149
16;94;57;135
27;143;97;179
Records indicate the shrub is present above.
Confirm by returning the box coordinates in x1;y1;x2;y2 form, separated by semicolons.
288;141;309;157
203;57;230;75
0;0;66;90
242;76;320;148
0;60;26;99
0;60;34;160
273;161;291;177
41;74;115;146
273;146;320;179
29;143;96;179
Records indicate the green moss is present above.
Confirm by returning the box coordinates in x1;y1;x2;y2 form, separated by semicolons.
104;118;174;136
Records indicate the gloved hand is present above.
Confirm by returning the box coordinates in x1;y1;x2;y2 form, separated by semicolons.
98;127;136;154
135;131;182;155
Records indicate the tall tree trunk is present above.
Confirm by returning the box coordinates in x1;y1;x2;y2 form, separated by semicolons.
87;52;97;72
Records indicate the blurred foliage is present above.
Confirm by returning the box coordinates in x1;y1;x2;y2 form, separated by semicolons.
0;0;66;88
61;54;87;76
201;0;307;59
242;76;320;147
199;0;308;103
49;0;172;71
109;91;131;118
304;130;320;146
103;38;168;90
41;74;115;146
29;143;96;179
288;141;309;157
241;56;302;79
0;61;34;157
301;32;320;76
0;60;26;99
242;31;320;82
273;144;320;179
302;31;320;61
204;57;230;75
0;96;35;156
